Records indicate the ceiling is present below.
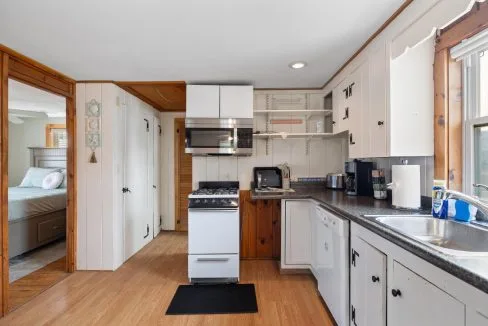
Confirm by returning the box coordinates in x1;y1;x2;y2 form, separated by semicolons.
117;82;186;111
8;79;66;118
0;0;405;89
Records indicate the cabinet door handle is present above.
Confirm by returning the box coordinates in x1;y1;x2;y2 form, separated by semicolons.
332;121;336;125
349;133;356;145
372;276;380;283
392;289;402;297
197;258;230;262
377;120;384;126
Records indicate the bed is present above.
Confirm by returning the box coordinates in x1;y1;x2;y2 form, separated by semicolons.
8;147;67;258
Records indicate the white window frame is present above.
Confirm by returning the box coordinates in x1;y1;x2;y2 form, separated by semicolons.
461;49;488;196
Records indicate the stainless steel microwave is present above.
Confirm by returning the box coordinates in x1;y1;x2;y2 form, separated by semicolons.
185;118;253;156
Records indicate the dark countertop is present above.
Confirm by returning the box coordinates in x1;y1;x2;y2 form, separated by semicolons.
251;186;488;295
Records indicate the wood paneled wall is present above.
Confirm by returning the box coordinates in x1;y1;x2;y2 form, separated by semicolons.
240;191;280;260
0;45;76;316
434;2;488;190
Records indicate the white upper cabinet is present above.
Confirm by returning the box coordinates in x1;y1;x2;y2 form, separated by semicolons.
187;85;253;119
348;62;368;159
186;85;220;118
219;85;253;119
368;41;388;157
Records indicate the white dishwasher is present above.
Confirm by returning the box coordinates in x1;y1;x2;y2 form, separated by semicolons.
316;206;350;326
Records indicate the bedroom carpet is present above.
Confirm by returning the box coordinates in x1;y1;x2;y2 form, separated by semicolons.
9;239;66;283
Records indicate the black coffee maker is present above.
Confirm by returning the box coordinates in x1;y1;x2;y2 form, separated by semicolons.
345;160;374;196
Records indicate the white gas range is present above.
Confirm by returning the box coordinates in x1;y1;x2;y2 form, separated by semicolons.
187;181;240;283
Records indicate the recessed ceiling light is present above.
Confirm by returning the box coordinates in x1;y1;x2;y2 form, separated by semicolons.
289;61;307;69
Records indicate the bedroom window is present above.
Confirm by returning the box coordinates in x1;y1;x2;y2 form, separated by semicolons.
452;29;488;200
45;124;67;148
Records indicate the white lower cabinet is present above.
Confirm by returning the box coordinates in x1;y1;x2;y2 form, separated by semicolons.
388;261;465;326
350;235;387;326
284;200;311;266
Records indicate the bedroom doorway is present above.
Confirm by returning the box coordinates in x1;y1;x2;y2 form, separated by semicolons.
7;79;69;311
0;47;77;316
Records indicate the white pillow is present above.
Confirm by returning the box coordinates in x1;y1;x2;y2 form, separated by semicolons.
19;167;61;188
60;169;67;188
42;172;64;190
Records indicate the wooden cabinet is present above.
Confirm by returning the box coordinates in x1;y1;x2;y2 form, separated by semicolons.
350;235;387;326
240;191;281;259
388;260;465;326
219;85;253;119
186;85;220;118
284;200;311;266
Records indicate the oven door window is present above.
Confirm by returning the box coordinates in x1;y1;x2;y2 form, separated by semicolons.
186;128;235;148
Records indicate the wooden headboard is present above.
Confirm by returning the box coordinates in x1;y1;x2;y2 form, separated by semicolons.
28;147;67;169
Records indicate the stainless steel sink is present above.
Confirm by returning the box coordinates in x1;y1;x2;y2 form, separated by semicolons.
367;215;488;256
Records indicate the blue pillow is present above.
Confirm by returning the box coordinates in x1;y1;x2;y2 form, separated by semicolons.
18;167;61;188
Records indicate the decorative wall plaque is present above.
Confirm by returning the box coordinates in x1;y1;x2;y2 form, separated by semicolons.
85;99;102;163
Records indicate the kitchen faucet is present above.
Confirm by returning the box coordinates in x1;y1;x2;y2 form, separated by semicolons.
439;184;488;225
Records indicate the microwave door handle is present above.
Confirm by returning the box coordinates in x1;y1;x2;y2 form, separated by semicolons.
234;127;238;153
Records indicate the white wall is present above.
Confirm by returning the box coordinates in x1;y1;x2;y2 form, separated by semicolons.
8;117;66;186
160;111;185;231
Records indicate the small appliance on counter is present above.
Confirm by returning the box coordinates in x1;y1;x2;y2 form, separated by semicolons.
277;163;291;190
345;160;374;196
372;169;387;200
253;167;282;190
388;160;421;210
326;173;346;190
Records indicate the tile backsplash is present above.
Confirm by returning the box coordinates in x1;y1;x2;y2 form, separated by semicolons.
369;156;434;197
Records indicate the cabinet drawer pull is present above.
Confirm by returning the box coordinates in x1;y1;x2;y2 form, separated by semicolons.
372;275;380;283
392;289;402;297
196;258;230;262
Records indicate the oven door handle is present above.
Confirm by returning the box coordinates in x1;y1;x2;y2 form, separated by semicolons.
188;208;239;212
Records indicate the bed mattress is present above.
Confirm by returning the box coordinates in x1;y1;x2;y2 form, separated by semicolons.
8;187;67;222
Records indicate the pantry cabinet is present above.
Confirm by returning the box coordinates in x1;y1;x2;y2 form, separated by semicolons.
350;235;387;326
388;261;465;326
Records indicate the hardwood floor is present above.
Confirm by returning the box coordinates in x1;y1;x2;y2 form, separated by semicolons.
0;232;334;326
9;257;68;312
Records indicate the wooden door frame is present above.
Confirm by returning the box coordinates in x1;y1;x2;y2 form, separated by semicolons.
0;45;77;316
174;118;186;231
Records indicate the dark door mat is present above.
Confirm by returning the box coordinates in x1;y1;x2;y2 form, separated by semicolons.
166;283;258;315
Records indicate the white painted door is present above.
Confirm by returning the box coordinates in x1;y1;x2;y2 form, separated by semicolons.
368;40;388;157
186;85;220;118
285;200;311;265
350;235;387;326
348;63;367;159
153;117;161;238
144;109;154;245
332;79;346;134
124;98;150;260
219;85;254;118
310;205;319;277
388;261;465;326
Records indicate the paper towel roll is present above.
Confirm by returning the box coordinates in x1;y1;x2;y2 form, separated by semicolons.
391;165;421;209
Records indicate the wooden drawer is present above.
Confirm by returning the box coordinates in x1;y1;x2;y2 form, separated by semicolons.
38;216;65;243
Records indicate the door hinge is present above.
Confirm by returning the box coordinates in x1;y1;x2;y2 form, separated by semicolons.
351;305;357;326
351;248;360;267
144;118;149;132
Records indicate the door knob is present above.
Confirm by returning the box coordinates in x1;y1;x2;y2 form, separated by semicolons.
372;276;380;283
377;121;384;126
391;289;402;297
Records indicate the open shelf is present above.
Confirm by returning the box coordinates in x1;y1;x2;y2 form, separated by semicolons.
253;109;332;118
253;132;335;139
